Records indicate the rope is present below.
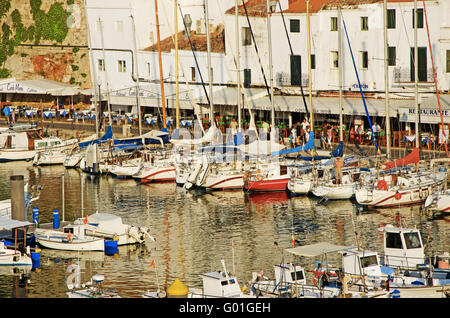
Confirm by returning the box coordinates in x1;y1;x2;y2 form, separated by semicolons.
341;16;380;157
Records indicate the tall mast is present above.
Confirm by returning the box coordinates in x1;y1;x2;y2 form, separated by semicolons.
266;0;275;129
84;0;99;137
98;18;112;127
414;0;419;149
236;0;241;131
205;0;215;126
338;5;343;142
307;0;313;132
175;0;180;129
384;0;391;159
131;14;142;136
154;0;167;129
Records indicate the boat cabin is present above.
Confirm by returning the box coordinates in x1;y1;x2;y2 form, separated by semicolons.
199;270;242;298
342;248;382;278
273;263;306;286
378;224;424;269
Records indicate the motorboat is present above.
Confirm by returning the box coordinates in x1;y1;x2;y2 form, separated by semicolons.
34;224;105;251
33;149;70;166
72;212;155;245
0;126;78;162
425;189;450;215
0;241;32;267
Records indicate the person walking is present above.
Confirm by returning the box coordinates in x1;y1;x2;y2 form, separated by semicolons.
3;106;10;124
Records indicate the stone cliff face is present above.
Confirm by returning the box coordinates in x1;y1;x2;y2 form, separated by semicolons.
0;0;91;88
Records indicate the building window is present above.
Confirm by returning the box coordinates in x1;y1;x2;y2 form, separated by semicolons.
387;9;396;29
330;17;338;31
98;59;105;72
360;51;368;69
210;67;213;82
361;17;368;31
290;19;300;33
311;54;316;70
388;47;396;66
243;69;251;88
331;51;339;69
412;8;424;28
146;63;151;75
115;20;124;32
118;60;126;73
191;67;196;81
242;27;252;46
446;50;450;73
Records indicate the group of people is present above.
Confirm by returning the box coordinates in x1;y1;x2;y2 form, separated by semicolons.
287;119;311;148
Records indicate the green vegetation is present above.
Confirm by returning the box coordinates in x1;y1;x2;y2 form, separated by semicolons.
71;64;78;71
0;0;74;77
0;67;11;78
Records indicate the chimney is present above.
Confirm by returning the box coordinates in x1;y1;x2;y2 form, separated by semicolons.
184;14;192;40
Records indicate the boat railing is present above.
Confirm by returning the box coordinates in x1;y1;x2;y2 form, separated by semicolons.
252;280;339;298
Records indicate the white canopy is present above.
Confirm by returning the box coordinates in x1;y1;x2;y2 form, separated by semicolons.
285;242;352;258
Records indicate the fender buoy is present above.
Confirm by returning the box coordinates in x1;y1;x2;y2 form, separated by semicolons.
395;192;402;200
378;179;388;191
255;169;265;181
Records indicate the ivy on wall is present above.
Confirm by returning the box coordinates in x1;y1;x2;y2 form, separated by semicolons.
0;0;74;78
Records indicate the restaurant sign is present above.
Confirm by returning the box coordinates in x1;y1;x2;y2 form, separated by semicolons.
398;107;450;124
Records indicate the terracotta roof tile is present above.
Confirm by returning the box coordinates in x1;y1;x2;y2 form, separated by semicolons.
144;25;225;53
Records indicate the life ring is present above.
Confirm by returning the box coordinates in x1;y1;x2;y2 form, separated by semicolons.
255;169;265;181
377;179;388;191
395;192;402;200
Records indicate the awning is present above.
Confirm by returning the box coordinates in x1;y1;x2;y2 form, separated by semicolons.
0;216;33;230
284;242;351;257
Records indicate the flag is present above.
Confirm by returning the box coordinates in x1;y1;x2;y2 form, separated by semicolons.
150;260;155;268
84;216;88;224
231;241;235;249
291;234;295;247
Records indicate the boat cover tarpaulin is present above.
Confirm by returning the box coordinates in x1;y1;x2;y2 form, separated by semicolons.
383;148;419;170
78;126;113;148
271;131;315;156
285;242;351;257
0;216;33;230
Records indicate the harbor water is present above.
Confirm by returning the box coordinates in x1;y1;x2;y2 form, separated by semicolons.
0;162;448;298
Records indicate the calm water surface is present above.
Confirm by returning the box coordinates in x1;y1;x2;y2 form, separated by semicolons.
0;162;448;298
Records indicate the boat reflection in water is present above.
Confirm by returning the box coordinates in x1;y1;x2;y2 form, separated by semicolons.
0;161;448;298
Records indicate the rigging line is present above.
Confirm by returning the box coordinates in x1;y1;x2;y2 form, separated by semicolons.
178;4;210;106
277;0;309;117
341;16;381;157
422;0;448;158
241;0;272;101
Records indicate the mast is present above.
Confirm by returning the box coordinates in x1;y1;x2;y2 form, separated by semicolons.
414;0;419;149
383;0;391;159
98;18;112;127
84;0;99;137
175;0;180;129
338;5;343;142
236;0;241;131
131;13;142;136
205;0;215;127
154;0;167;130
266;0;275;130
307;0;313;134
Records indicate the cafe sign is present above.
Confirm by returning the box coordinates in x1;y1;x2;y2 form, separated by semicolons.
398;107;450;124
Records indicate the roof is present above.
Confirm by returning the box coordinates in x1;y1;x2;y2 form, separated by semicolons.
285;242;351;257
144;25;225;54
226;0;432;16
0;216;33;230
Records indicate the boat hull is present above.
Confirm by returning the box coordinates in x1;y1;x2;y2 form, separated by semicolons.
244;178;289;192
312;184;356;200
35;231;105;251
